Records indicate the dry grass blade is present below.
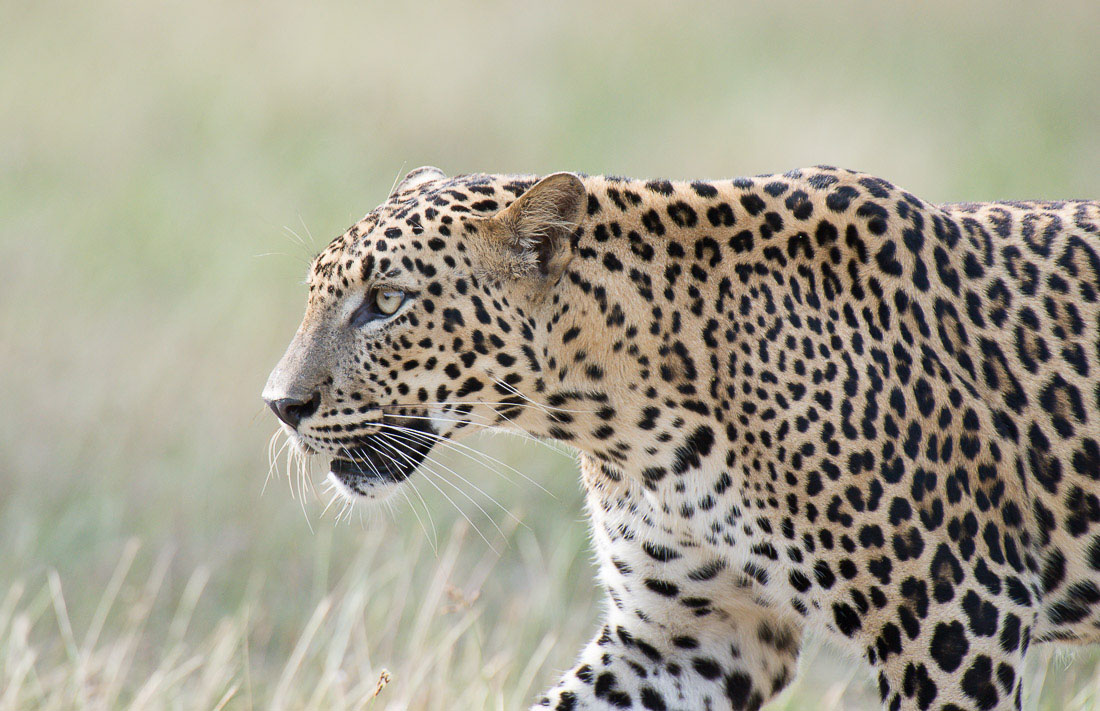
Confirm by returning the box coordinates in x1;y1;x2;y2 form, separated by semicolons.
272;596;333;710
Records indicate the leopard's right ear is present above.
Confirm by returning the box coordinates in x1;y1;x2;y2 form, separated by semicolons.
390;166;446;197
486;172;585;283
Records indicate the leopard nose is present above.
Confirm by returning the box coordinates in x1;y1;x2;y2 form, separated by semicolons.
266;392;321;430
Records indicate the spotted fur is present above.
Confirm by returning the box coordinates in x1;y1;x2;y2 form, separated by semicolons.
263;166;1100;710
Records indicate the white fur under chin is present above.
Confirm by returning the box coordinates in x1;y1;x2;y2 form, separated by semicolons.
326;470;360;499
325;468;402;503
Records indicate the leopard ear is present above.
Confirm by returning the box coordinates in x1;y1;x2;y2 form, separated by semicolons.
391;166;446;196
491;172;585;281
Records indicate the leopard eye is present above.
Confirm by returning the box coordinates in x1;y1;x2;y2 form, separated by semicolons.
375;289;404;315
350;288;408;327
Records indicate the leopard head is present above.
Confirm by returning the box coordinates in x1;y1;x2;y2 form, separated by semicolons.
262;167;585;499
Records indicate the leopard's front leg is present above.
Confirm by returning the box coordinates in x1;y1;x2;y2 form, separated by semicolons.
534;601;801;711
533;458;803;711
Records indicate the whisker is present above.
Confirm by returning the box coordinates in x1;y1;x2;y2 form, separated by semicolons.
400;468;439;551
377;398;596;415
300;446;321;500
297;212;317;248
336;439;438;549
335;445;370;524
490;378;554;418
378;410;555;451
388;162;407;196
368;436;498;553
376;422;552;501
375;431;514;538
377;415;567;489
396;482;437;554
285;443;297;501
282;224;313;255
321;489;341;519
265;430;291;495
293;447;315;533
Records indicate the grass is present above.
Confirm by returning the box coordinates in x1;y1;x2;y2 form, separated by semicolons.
2;0;1098;708
0;513;879;711
7;525;1100;711
0;520;591;711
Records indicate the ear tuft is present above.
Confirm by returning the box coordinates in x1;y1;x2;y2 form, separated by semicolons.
496;172;585;280
391;166;446;197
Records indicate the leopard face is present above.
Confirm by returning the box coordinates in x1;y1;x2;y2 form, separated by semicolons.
263;167;585;499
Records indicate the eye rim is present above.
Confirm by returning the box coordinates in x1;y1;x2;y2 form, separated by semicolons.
349;287;410;327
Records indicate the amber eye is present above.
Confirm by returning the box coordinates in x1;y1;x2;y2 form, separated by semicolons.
375;289;404;315
350;288;408;327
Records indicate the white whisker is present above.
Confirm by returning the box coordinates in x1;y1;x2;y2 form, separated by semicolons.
321;489;341;519
396;483;437;554
379;410;555;452
374;431;512;540
284;442;297;500
377;423;548;509
380;397;596;415
297;212;317;248
377;416;564;494
264;430;291;495
369;436;498;553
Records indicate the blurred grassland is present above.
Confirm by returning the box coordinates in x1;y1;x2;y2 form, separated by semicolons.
2;0;1099;708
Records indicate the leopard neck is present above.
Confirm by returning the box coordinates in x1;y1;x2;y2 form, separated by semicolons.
515;173;836;484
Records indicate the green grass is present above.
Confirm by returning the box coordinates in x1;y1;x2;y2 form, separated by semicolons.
2;0;1099;708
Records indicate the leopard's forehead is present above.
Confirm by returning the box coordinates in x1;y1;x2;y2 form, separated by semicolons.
306;173;539;298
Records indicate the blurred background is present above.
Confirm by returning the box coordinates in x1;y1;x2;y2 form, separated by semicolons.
2;0;1098;708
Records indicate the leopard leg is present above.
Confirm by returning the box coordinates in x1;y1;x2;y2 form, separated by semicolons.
533;600;802;711
534;457;803;710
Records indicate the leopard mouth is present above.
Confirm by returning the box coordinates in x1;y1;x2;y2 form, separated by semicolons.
328;417;436;490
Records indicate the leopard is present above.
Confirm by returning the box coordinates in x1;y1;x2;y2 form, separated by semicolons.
263;164;1100;711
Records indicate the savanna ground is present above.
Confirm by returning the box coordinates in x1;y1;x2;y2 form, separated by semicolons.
2;1;1099;708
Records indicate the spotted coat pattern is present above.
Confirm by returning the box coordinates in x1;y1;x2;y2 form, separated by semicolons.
263;165;1100;711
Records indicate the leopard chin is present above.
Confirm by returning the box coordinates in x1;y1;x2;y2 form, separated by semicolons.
326;418;436;494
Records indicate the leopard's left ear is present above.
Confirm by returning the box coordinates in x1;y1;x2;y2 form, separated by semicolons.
490;172;585;282
391;166;446;197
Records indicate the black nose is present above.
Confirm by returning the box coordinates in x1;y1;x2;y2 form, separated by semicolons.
266;392;321;430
